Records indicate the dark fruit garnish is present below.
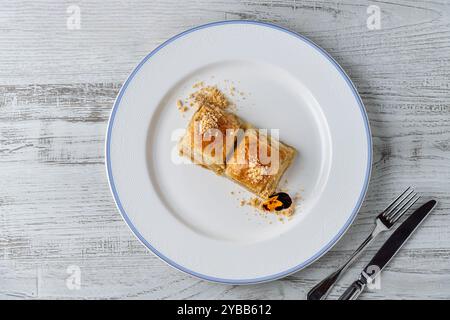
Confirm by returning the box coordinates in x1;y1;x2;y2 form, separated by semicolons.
262;192;292;212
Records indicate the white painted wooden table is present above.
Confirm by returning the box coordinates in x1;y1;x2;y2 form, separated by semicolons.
1;0;449;299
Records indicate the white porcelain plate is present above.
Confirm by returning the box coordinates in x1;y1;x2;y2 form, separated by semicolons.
106;21;372;284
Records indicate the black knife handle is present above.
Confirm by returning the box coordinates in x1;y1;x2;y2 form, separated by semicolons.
338;279;366;300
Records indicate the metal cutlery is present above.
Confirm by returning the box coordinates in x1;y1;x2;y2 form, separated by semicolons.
339;199;437;300
307;187;420;300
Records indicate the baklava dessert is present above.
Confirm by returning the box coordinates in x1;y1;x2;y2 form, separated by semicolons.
178;85;297;203
178;105;242;174
224;128;296;199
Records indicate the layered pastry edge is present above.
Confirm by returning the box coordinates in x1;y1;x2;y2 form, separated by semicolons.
178;104;297;199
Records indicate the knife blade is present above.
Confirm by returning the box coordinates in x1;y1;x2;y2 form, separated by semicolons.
339;199;437;300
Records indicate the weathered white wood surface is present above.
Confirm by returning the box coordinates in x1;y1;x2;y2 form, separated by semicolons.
0;0;449;299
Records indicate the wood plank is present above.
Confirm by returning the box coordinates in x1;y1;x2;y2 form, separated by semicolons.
0;0;449;85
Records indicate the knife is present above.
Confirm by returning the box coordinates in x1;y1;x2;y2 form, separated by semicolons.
338;199;437;300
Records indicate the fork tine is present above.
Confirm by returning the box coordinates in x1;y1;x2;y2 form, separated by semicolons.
383;187;414;217
386;190;416;220
389;194;420;224
382;187;411;214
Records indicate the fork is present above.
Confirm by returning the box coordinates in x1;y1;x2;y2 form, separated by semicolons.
307;187;420;300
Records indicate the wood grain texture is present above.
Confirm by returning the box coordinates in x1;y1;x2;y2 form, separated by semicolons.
0;0;449;299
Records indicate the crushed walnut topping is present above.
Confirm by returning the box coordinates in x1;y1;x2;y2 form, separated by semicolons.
178;83;235;117
248;197;262;208
190;86;230;110
193;81;204;89
246;165;267;184
199;109;219;133
176;99;189;113
246;154;270;184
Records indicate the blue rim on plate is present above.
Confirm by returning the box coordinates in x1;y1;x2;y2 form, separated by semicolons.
105;20;372;284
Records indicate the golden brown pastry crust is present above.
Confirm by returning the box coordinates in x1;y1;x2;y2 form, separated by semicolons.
178;105;242;174
224;128;296;198
179;99;297;198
